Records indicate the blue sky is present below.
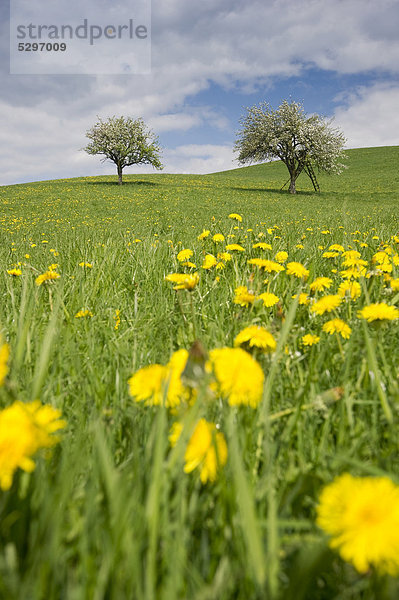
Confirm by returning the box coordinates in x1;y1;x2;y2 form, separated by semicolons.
1;0;399;185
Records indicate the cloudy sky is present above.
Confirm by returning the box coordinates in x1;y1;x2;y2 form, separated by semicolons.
1;0;399;186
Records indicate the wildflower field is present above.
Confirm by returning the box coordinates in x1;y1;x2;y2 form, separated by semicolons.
1;146;399;599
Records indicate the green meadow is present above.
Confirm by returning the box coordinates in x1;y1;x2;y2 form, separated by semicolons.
1;146;399;599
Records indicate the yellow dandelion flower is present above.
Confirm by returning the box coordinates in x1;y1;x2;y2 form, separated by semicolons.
228;213;242;222
358;303;399;322
274;251;288;263
302;334;320;346
35;270;61;286
390;278;399;291
24;400;67;449
202;254;217;269
342;249;361;260
79;262;92;268
177;249;193;262
0;401;66;491
322;318;352;339
257;292;280;307
225;243;245;252
165;273;199;291
217;251;232;262
329;244;345;252
340;266;367;279
128;364;168;406
234;325;276;351
75;310;93;318
212;233;225;243
372;251;390;265
338;281;361;300
252;242;272;250
286;262;309;279
233;286;256;307
296;292;310;305
183;419;228;483
309;277;333;292
165;349;192;407
317;474;399;575
323;251;340;258
128;350;190;408
198;229;210;240
182;261;197;269
0;340;10;386
311;295;342;315
208;347;264;408
377;262;393;273
248;259;285;273
7;268;22;276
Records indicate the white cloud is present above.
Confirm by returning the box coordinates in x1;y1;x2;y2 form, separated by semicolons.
334;84;399;148
164;144;237;174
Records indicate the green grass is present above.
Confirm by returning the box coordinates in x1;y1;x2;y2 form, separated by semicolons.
0;146;399;599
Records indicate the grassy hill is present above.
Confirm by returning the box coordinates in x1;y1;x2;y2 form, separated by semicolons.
1;146;398;243
1;146;399;599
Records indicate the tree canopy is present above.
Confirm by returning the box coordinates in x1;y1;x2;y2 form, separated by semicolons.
83;116;163;185
234;100;347;193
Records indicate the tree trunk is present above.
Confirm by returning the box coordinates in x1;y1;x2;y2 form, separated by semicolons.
117;164;123;185
289;172;296;194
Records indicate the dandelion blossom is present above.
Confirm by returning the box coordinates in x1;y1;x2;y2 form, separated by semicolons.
274;251;288;263
75;309;93;318
257;292;280;307
311;295;342;316
317;473;399;575
338;281;361;300
234;325;276;352
225;243;245;252
7;268;22;277
234;286;256;307
35;270;61;286
358;303;399;322
0;340;10;386
212;233;225;243
177;249;193;262
302;334;320;346
128;364;168;406
323;318;352;339
202;254;217;270
286;262;309;279
208;347;264;408
248;259;285;273
309;277;333;292
165;273;199;291
218;252;232;262
228;213;242;222
198;229;210;240
128;350;190;408
253;242;272;250
183;419;228;483
0;401;66;491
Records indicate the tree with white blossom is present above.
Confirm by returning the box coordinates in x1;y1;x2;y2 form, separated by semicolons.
83;116;163;185
234;100;347;194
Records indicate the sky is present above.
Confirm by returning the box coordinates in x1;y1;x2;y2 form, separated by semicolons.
1;0;399;186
